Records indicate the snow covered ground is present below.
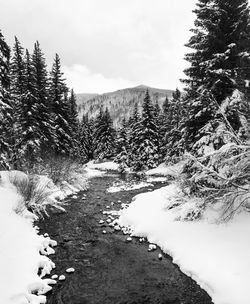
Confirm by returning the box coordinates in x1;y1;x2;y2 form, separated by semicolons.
0;179;57;303
86;161;119;172
0;171;81;304
83;161;120;178
107;181;154;193
146;161;184;177
117;184;250;304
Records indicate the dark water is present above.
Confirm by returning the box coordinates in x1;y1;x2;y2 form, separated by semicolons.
39;175;213;304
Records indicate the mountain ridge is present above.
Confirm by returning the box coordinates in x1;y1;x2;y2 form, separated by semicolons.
76;85;175;127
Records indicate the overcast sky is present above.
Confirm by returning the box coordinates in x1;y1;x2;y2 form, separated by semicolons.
1;0;197;93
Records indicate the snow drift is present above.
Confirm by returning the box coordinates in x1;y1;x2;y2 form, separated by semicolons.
0;172;58;304
118;184;250;304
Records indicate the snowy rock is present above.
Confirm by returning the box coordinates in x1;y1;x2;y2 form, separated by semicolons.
107;219;111;223
102;230;107;234
51;274;58;279
114;225;121;231
66;267;75;273
72;195;77;199
126;237;132;242
158;254;163;260
99;220;105;224
58;275;66;281
106;206;110;209
148;244;157;251
139;238;144;243
44;233;49;237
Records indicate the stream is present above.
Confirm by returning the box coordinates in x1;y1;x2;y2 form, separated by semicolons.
39;174;213;304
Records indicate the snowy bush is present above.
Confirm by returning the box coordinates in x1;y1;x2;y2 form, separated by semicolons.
182;143;250;221
7;172;58;218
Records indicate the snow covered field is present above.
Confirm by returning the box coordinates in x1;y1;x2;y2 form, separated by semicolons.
117;184;250;304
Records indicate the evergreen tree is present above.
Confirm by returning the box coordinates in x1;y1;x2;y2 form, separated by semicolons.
127;103;140;166
0;30;11;169
79;114;95;161
10;37;25;107
182;0;250;151
18;49;41;166
164;89;187;159
9;37;26;167
115;118;129;171
49;53;73;155
94;107;116;160
133;90;159;170
68;88;79;135
162;96;170;115
32;41;56;152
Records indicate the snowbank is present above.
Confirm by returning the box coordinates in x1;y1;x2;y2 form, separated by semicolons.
84;161;119;178
107;181;153;193
86;160;118;172
146;161;184;177
118;184;250;304
0;173;57;304
0;189;56;304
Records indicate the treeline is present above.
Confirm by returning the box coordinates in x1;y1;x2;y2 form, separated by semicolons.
80;88;182;171
0;34;79;170
1;0;250;174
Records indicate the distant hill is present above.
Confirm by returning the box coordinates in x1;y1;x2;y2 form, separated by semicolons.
76;85;174;128
76;93;98;105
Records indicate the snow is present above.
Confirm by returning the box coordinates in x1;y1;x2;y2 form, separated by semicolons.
86;160;119;172
0;179;56;304
58;275;66;281
146;162;184;177
66;267;75;273
118;184;250;304
107;181;153;193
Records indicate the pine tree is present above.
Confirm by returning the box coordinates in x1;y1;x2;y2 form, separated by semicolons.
79;114;95;161
10;37;25;107
32;41;56;153
162;96;170;115
182;0;250;151
0;30;11;169
9;37;26;167
127;103;140;166
164;89;187;159
68;89;79;135
49;53;73;155
94;107;116;160
115;118;129;171
133;90;159;170
18;49;41;166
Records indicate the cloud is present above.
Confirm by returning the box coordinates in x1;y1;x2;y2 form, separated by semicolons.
63;64;134;94
1;0;197;92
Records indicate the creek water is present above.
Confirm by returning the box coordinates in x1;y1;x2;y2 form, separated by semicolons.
39;174;213;304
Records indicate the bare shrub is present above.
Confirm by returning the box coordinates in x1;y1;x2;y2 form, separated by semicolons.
28;156;88;191
9;172;60;218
